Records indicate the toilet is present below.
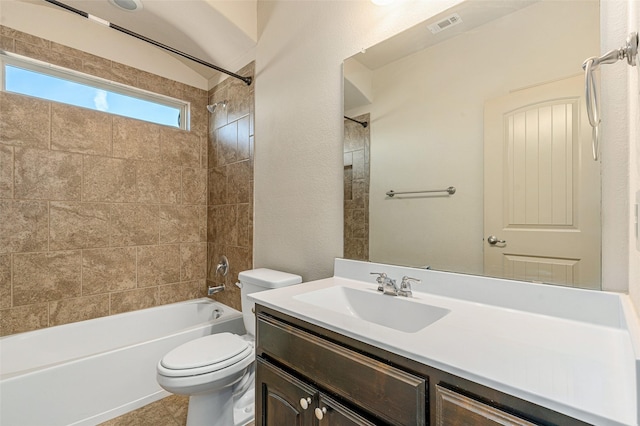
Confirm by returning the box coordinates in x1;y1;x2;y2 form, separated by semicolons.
156;269;302;426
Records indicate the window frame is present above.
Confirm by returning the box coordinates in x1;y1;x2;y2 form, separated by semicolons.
0;50;190;130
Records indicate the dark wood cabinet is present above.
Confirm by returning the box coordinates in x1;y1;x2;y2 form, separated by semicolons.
435;385;537;426
316;393;378;426
256;358;379;426
256;357;316;426
255;305;591;426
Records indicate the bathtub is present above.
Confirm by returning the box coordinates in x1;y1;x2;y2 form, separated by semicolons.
0;298;245;426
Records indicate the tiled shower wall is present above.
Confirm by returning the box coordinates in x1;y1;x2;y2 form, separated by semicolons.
343;114;370;261
0;26;209;336
206;63;255;311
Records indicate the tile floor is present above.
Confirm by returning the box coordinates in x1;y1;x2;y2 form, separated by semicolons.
99;395;255;426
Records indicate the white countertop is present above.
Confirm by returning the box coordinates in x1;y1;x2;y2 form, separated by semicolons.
250;259;640;426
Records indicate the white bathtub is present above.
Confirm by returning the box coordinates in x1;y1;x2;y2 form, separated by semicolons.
0;298;245;426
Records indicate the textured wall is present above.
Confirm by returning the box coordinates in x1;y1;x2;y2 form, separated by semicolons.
207;63;255;311
254;0;462;281
0;26;209;336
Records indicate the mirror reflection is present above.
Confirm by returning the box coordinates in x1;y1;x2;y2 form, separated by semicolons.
343;0;601;289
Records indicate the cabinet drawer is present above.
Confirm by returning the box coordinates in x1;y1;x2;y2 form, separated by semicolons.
257;314;427;426
436;385;539;426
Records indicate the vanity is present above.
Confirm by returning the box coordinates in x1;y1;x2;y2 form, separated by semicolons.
250;259;640;426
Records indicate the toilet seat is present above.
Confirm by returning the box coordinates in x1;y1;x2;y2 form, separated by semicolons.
158;333;253;378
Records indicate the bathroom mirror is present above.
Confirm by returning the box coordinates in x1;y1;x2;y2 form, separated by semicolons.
343;0;602;289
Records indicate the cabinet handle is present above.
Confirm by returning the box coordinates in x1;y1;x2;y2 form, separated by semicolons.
299;397;312;410
315;407;327;420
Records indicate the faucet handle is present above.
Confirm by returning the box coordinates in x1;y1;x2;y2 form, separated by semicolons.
399;276;420;297
401;276;421;285
370;272;387;292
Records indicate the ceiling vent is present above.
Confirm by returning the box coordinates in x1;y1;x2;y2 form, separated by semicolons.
108;0;143;12
427;13;463;34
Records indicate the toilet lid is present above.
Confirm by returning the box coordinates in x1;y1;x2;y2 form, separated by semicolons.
161;333;250;370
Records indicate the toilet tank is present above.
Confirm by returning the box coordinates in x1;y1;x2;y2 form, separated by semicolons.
237;268;302;336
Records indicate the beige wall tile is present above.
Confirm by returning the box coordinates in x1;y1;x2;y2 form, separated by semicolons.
83;156;137;202
0;255;10;310
110;62;139;87
237;115;250;160
0;26;216;336
13;251;81;306
0;303;48;336
51;103;112;155
136;162;181;204
49;202;110;250
237;203;250;248
216;122;237;166
209;85;229;131
200;135;208;169
180;243;206;281
207;205;237;246
198;205;207;243
82;247;137;295
136;71;183;100
206;243;223;282
110;204;159;246
49;294;109;326
14;148;82;200
160;128;200;167
15;40;82;70
182;168;207;205
113;116;161;161
208;167;227;205
81;57;114;81
0;35;13;51
158;280;205;306
159;205;200;243
0;145;12;198
110;287;158;315
228;160;251;204
0;200;49;254
137;244;180;287
352;149;366;180
1;26;49;48
184;91;208;139
0;92;50;149
226;79;252;123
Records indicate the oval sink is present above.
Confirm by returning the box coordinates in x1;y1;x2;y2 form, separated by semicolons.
293;286;449;333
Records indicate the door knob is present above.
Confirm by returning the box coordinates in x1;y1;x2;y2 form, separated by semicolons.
299;397;312;410
315;407;328;420
487;235;506;245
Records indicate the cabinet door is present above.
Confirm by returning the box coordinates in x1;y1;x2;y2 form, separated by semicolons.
436;385;538;426
256;358;316;426
315;393;379;426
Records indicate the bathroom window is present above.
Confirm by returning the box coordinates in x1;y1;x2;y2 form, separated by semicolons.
0;52;188;129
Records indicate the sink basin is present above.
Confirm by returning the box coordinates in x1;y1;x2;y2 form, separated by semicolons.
293;286;449;333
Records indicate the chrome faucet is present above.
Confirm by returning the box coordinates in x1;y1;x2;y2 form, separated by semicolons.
370;272;400;296
371;273;420;297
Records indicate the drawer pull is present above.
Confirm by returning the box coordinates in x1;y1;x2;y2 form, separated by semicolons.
315;407;328;420
299;397;312;410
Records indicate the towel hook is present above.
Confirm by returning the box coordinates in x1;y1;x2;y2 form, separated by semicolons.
582;31;638;161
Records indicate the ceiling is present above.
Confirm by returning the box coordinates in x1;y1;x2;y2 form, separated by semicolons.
39;0;258;83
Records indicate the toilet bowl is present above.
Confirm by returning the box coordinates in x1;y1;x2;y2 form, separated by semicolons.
156;268;302;426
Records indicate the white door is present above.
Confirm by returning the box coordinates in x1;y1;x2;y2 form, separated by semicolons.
484;75;601;289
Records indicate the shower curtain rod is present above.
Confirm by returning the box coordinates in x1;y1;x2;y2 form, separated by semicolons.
344;116;368;128
42;0;252;86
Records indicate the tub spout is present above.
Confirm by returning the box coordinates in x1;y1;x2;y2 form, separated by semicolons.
207;284;225;296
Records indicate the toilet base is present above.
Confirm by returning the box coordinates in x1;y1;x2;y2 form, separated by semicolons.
187;387;234;426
